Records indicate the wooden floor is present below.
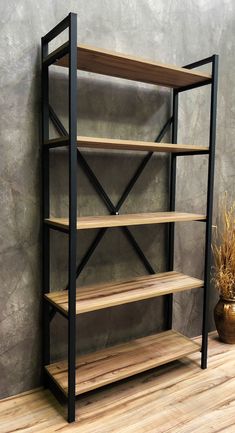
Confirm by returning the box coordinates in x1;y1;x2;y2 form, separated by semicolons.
1;334;235;432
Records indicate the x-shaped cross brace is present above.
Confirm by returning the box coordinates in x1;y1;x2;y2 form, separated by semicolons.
49;105;172;320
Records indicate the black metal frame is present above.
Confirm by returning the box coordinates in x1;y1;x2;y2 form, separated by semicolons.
41;13;78;423
41;13;218;423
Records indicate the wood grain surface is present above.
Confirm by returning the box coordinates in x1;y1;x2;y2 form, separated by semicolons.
56;44;211;88
45;330;200;395
45;271;203;315
44;135;209;153
1;335;235;432
44;212;206;231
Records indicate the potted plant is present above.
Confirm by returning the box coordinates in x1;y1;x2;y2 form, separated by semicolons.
213;195;235;343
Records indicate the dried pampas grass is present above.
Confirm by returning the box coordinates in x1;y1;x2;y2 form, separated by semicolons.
212;193;235;299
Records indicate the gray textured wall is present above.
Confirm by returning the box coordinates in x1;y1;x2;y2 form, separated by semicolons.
0;0;234;398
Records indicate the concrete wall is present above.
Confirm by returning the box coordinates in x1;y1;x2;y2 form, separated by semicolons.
0;0;234;398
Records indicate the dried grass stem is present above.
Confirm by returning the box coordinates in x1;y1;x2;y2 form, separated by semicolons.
212;195;235;299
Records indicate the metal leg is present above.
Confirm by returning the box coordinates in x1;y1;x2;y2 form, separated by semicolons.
166;90;178;330
67;12;78;423
201;55;218;369
41;38;50;372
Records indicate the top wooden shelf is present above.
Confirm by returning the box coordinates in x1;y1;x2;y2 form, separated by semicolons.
55;44;211;89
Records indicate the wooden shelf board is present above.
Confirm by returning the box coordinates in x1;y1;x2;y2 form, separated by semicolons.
45;330;200;396
77;136;209;153
44;212;206;231
45;136;209;153
55;44;211;89
45;271;203;315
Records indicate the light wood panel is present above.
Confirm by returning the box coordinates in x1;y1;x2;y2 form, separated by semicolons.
78;136;209;153
44;212;206;231
45;135;209;153
2;335;235;433
45;271;203;315
45;330;199;396
56;44;211;88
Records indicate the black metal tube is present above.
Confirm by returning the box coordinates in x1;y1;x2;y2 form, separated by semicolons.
174;149;209;157
49;105;68;137
45;222;69;234
116;153;152;212
41;37;50;369
155;116;173;143
201;54;218;369
42;14;70;43
67;12;77;423
44;298;68;319
49;105;116;215
43;41;69;68
44;139;69;149
115;116;173;212
77;150;116;214
178;79;211;93
44;370;68;404
122;227;155;274
183;56;214;70
74;228;107;279
166;90;178;330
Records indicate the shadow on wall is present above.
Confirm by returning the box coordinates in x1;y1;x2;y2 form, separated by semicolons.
49;71;169;133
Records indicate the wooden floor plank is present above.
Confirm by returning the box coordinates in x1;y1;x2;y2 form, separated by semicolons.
0;336;235;433
45;330;200;396
1;335;235;432
44;271;203;315
44;212;206;231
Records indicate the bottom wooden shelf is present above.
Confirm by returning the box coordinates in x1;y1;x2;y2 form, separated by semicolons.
45;330;200;396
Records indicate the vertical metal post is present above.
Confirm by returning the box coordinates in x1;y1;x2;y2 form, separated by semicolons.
68;12;77;423
201;55;218;369
41;38;50;369
166;89;178;329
